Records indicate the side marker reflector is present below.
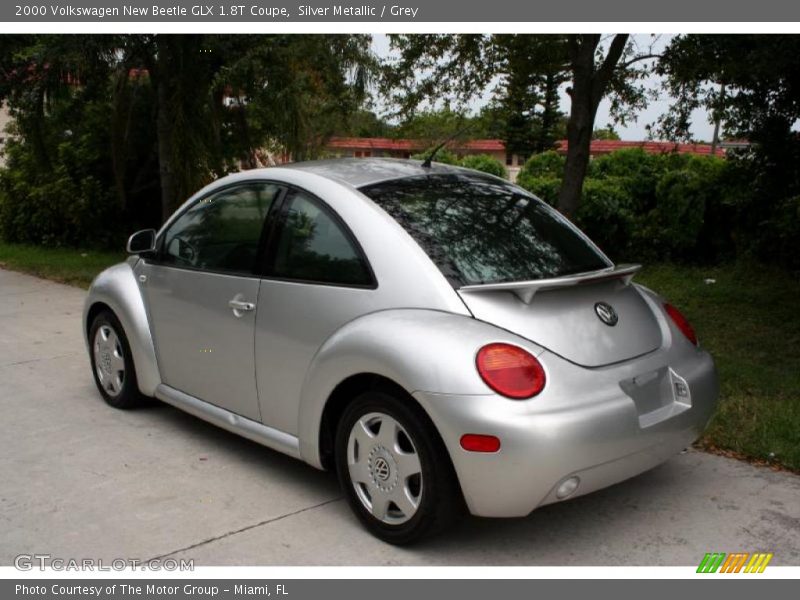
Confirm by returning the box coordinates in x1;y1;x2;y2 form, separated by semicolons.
460;434;501;453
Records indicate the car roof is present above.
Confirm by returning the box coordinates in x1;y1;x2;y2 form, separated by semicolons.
280;157;472;189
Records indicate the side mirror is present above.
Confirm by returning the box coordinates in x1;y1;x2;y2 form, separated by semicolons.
126;229;157;255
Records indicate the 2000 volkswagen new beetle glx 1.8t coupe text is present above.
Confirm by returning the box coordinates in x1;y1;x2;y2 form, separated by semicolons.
84;158;718;544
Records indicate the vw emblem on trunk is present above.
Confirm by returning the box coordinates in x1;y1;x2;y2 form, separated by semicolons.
594;302;619;326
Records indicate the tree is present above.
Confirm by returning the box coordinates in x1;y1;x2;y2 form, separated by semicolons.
133;34;375;220
493;35;569;154
0;34;376;240
0;35;152;245
383;34;654;218
335;109;393;138
557;35;639;217
658;34;800;268
395;106;470;144
658;35;800;147
471;104;512;139
383;35;568;154
593;125;621;140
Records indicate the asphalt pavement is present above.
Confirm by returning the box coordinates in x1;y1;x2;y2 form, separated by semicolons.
1;267;798;566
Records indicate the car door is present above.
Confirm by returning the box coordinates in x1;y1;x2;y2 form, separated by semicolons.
254;187;378;434
140;182;284;421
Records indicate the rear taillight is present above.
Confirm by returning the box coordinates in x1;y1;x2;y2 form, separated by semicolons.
664;302;698;346
476;343;546;399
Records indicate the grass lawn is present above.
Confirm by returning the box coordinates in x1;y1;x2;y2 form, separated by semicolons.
638;262;800;472
0;242;124;289
1;241;797;471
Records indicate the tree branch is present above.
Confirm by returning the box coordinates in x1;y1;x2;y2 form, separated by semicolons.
591;34;629;108
596;34;630;83
620;53;662;69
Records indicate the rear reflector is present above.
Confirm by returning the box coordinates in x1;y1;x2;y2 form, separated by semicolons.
664;302;698;346
556;476;581;499
476;343;546;399
460;434;501;453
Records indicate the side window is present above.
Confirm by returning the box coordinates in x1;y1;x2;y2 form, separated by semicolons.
161;183;281;275
271;191;373;286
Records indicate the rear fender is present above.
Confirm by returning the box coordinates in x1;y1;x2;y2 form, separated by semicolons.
296;309;543;468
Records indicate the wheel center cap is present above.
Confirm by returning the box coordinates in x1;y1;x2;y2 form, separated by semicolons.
374;457;390;481
368;446;398;492
101;351;113;374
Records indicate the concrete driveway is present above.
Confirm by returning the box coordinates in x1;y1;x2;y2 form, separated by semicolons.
1;267;798;566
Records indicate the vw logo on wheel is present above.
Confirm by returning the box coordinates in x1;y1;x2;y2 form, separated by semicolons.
373;457;391;481
594;301;619;326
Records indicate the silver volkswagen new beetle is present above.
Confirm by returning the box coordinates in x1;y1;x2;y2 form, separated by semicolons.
84;158;718;544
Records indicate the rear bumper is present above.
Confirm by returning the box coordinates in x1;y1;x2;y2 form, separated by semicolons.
413;346;718;517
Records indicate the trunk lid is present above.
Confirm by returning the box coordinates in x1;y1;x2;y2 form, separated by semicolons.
458;265;662;367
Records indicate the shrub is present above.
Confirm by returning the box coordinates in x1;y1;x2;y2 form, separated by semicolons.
411;150;506;178
589;149;664;215
754;195;800;271
0;148;120;248
459;154;507;178
625;169;707;262
411;148;460;165
515;176;560;206
0;80;158;250
513;148;747;264
574;178;636;258
518;151;565;179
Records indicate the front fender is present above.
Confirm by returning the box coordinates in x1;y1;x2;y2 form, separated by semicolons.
296;309;544;468
83;260;161;396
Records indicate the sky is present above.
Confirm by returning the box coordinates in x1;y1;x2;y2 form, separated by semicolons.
370;34;715;142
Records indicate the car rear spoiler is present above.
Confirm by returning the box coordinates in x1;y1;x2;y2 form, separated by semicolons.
458;264;642;304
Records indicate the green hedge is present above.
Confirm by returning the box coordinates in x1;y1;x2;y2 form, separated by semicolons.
0;137;121;248
411;150;507;178
515;148;763;265
459;154;507;178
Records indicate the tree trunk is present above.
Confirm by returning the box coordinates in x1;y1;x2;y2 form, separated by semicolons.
710;82;726;156
154;38;176;225
559;98;594;217
156;77;175;225
110;70;130;213
557;34;629;218
208;86;226;175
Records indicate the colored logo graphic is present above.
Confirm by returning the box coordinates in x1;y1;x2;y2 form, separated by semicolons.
697;552;773;573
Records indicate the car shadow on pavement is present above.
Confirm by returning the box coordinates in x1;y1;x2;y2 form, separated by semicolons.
134;400;694;563
134;400;342;492
120;400;800;565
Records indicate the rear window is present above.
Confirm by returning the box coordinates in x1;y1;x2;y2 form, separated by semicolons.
359;174;610;286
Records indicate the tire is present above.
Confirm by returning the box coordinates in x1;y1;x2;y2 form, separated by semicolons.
88;310;146;409
335;390;464;544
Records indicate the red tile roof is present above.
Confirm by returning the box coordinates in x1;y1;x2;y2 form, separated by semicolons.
326;137;726;157
555;139;726;157
327;137;419;151
462;139;506;151
326;137;505;152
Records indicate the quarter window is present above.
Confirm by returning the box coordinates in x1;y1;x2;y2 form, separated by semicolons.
161;183;281;275
271;191;372;286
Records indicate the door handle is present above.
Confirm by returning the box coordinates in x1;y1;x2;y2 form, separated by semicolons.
228;299;256;315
